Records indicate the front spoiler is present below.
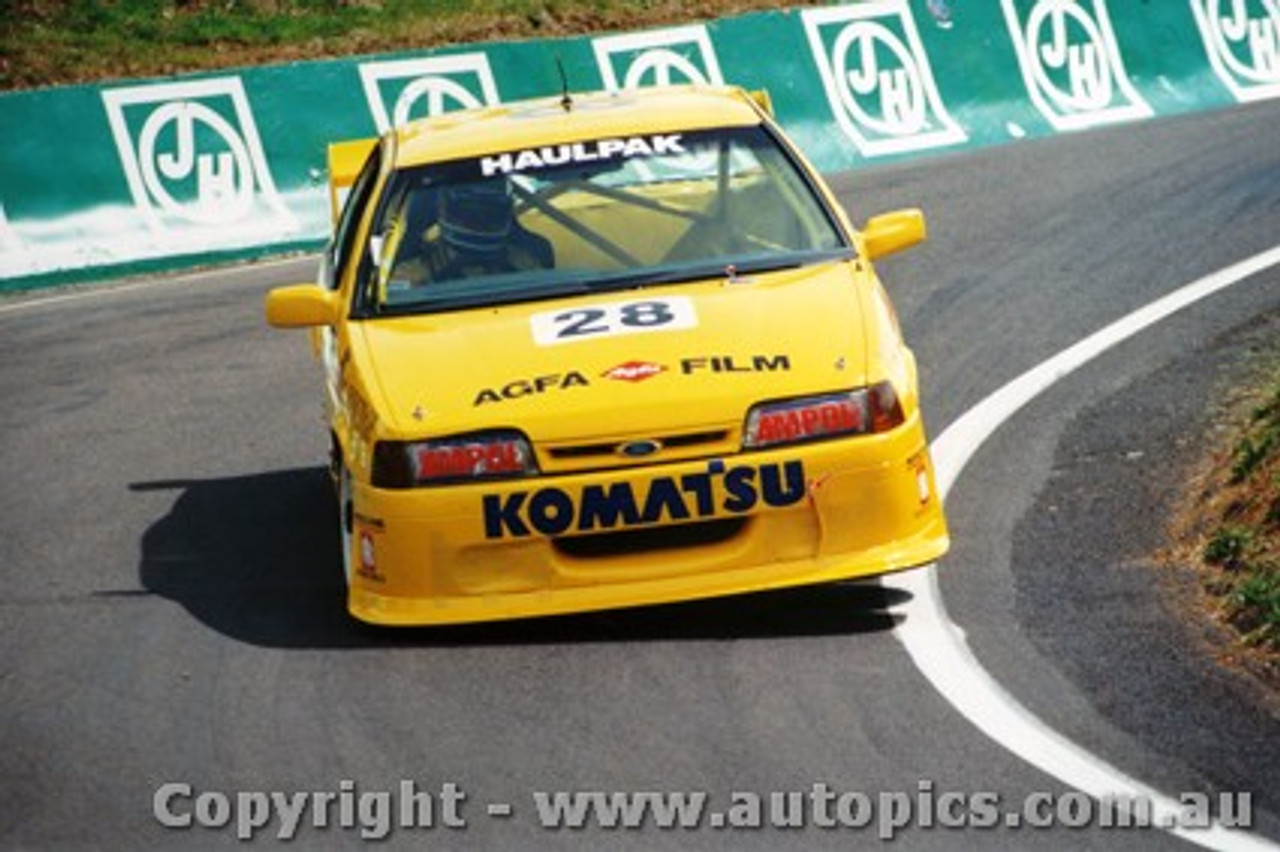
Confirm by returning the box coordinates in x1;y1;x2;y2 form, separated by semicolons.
344;417;949;626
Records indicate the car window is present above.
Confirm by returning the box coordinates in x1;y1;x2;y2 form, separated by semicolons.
364;126;850;315
325;141;383;291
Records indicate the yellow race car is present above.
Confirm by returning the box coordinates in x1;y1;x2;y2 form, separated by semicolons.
266;84;948;625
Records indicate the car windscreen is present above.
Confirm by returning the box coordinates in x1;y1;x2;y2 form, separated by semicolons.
362;125;851;315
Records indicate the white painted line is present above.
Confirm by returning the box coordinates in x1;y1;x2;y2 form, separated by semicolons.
894;244;1280;850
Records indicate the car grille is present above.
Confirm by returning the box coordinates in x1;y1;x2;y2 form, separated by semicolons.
539;429;734;473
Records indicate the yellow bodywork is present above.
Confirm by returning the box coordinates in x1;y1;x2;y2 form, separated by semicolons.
267;85;948;625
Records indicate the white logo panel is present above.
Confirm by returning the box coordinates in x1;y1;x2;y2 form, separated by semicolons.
102;78;295;235
1191;0;1280;101
802;2;966;157
359;54;500;132
1002;0;1152;130
593;26;725;90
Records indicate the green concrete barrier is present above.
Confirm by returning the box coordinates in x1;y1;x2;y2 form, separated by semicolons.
1;0;1277;291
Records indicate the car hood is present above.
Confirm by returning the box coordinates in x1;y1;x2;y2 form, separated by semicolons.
356;262;871;442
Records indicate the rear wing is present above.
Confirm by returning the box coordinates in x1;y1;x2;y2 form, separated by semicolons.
326;137;378;224
747;88;773;117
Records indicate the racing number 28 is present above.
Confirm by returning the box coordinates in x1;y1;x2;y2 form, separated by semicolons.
531;297;697;345
557;302;674;338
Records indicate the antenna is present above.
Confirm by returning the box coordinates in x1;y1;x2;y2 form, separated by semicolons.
554;54;573;112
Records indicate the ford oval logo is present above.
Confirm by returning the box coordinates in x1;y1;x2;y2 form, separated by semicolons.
618;439;662;458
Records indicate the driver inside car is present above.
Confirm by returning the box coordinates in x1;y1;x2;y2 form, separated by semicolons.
420;179;554;280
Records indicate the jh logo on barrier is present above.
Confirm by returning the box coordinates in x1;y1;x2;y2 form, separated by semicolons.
1001;0;1152;130
358;53;500;132
593;26;725;90
802;1;966;158
102;78;294;233
1191;0;1280;101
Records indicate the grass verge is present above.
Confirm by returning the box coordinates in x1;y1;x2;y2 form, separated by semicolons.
1199;377;1280;653
1;0;817;90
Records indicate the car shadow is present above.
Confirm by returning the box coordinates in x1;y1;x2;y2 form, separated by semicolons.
133;467;910;649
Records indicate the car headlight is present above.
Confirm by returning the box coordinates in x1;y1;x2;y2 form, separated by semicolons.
373;430;538;488
742;382;905;450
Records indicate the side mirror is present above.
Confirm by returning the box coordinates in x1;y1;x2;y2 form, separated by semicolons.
862;208;926;261
265;284;339;328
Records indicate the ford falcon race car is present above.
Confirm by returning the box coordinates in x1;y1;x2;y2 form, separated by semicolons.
266;84;948;625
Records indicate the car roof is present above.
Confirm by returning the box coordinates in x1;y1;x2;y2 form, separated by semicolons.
390;84;766;168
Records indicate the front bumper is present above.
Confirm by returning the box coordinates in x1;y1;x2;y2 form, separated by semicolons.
346;413;948;625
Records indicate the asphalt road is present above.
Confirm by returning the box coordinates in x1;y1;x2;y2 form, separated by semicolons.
2;98;1279;851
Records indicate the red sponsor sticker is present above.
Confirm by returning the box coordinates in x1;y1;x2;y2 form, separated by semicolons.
414;441;525;479
602;361;666;382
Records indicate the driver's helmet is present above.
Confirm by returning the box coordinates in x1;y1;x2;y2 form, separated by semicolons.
439;179;514;255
